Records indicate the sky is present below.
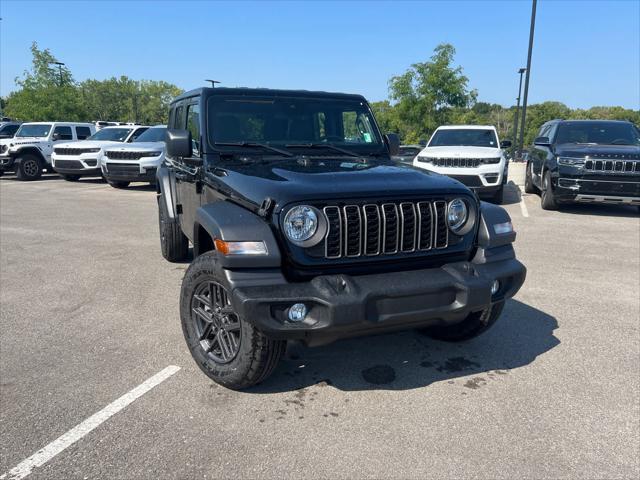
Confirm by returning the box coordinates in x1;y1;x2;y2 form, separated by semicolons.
1;0;639;110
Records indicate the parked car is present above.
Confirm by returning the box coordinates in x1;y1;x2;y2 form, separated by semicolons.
413;125;511;203
51;125;150;181
155;87;526;389
99;125;166;188
525;119;640;210
0;122;22;139
392;144;422;165
94;121;121;130
0;122;96;180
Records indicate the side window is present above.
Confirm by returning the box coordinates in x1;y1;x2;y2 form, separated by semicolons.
129;127;148;142
186;103;201;156
75;126;91;140
53;126;73;141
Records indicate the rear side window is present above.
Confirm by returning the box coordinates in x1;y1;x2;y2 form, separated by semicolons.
53;126;73;140
75;126;92;140
186;103;201;156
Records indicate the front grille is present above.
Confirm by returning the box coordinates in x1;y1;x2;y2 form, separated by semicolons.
54;159;83;170
428;158;487;168
105;163;140;174
54;148;95;155
322;200;449;259
584;159;640;173
106;150;144;160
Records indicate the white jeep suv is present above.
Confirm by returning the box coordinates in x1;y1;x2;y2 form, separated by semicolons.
99;125;166;188
413;125;511;203
51;125;149;181
0;122;95;180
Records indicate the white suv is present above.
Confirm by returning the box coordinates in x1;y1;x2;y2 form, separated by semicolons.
51;125;149;181
0;122;95;180
99;125;166;188
413;125;511;203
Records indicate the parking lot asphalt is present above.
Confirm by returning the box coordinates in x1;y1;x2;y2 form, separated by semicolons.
1;168;639;479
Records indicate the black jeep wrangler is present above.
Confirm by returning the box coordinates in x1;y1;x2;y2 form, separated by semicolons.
157;87;526;389
525;119;640;210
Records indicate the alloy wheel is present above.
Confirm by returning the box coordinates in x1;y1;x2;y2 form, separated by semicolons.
24;160;38;177
191;281;241;364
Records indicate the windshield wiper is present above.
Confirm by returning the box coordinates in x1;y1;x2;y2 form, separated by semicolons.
214;142;294;157
285;143;360;157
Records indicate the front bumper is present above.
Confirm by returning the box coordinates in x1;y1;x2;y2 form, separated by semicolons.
52;155;101;176
553;174;640;205
0;155;15;171
413;162;506;196
228;256;526;346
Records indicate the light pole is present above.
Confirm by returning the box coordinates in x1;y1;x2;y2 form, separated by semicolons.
517;0;537;159
49;61;65;86
512;67;526;160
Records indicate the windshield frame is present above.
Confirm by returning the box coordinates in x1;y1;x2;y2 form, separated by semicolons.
428;128;499;148
205;94;386;157
87;127;134;142
15;123;53;138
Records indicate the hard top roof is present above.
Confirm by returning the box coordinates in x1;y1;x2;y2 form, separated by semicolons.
171;87;368;105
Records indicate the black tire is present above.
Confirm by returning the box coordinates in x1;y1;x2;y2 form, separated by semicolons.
524;162;537;194
108;181;130;189
181;251;286;390
540;170;559;210
61;174;81;182
15;154;43;181
157;195;189;262
419;301;505;342
0;170;4;178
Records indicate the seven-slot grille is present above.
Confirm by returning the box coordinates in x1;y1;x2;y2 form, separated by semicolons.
428;158;487;168
105;150;146;160
584;158;640;173
54;147;96;155
322;201;448;259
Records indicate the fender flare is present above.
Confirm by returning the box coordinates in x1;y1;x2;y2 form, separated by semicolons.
195;201;282;268
13;146;47;165
156;164;179;219
476;201;516;249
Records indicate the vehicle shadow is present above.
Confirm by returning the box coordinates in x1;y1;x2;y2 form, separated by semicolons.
249;299;559;393
0;173;63;182
125;183;156;192
497;181;521;206
555;203;639;218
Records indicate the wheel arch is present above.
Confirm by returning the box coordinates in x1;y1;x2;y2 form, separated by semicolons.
14;147;46;164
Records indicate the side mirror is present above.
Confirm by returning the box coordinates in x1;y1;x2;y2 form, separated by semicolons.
384;133;400;156
165;129;193;160
500;140;512;149
534;136;550;146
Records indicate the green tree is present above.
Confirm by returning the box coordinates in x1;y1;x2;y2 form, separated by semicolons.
387;43;477;142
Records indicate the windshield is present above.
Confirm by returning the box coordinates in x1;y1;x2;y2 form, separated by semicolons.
555;122;640;146
429;129;498;148
207;96;383;153
16;124;52;138
134;127;166;143
88;128;133;142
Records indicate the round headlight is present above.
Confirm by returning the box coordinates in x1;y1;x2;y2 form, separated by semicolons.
284;205;318;243
447;199;468;232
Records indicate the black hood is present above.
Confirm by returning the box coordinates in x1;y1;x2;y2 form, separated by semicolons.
211;158;471;209
554;143;640;160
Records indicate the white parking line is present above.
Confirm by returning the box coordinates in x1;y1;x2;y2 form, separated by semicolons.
0;365;181;480
519;193;529;218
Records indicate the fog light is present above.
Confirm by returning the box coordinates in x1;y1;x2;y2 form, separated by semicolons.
491;280;501;295
288;303;307;322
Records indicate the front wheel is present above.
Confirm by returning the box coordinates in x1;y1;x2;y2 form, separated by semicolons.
540;171;559;210
16;155;43;181
524;162;537;194
418;301;505;342
180;252;286;390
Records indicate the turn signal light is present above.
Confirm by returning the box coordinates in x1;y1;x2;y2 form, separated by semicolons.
214;239;267;256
